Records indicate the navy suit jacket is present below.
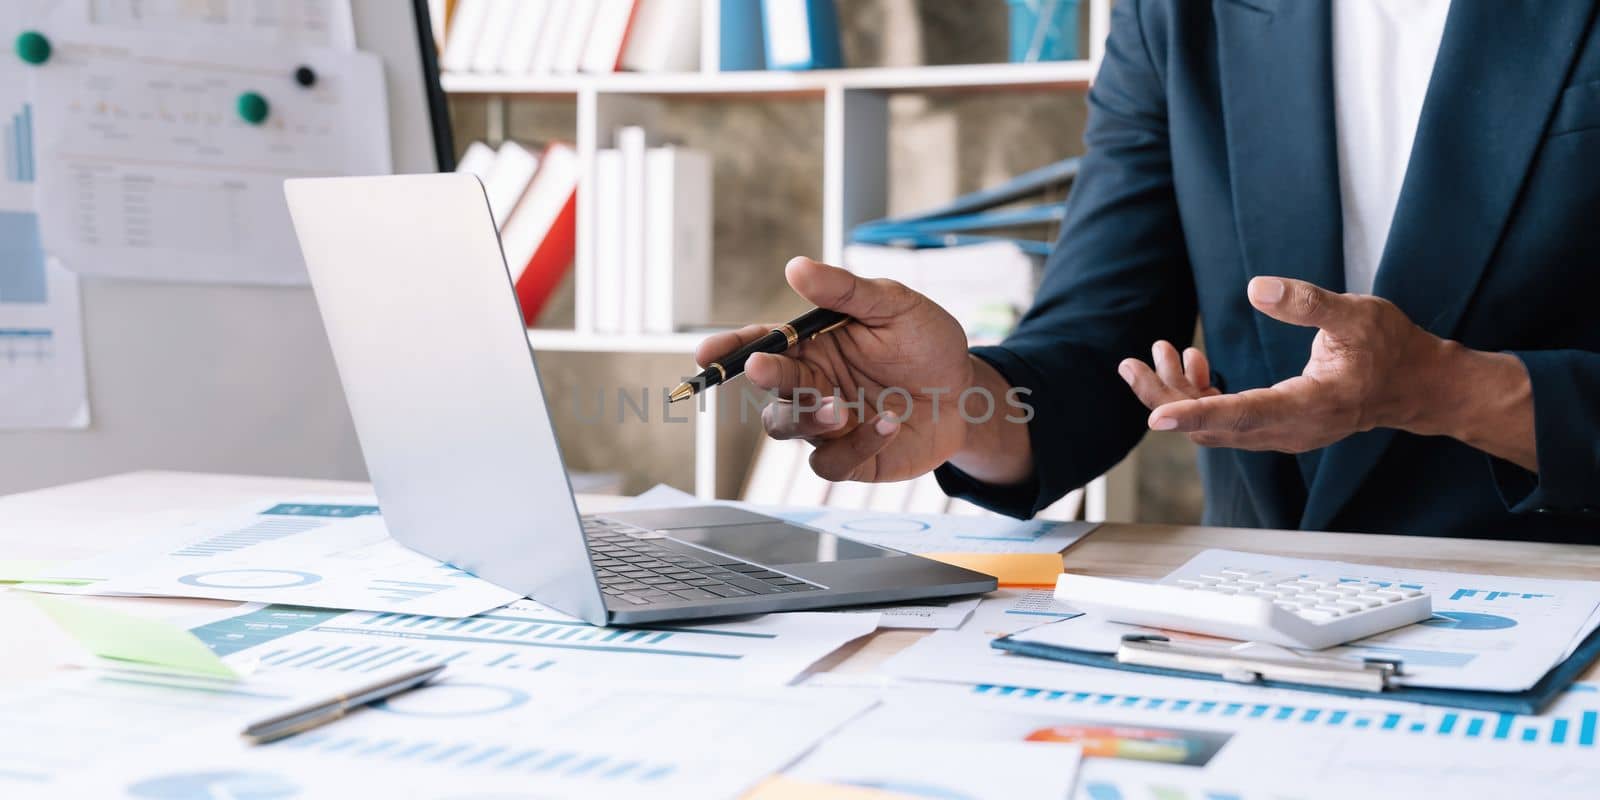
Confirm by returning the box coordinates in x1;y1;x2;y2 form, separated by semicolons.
937;0;1600;542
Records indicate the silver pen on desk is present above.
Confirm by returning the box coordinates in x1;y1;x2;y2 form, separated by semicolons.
241;663;447;745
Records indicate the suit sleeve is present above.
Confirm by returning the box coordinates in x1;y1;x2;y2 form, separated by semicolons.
933;0;1198;518
1490;350;1600;514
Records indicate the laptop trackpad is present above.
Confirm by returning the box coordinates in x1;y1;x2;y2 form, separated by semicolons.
667;522;901;567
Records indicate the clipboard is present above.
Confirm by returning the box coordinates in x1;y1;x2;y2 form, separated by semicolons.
992;625;1600;715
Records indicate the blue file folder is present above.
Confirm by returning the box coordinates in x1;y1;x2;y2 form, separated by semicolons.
992;624;1600;715
760;0;842;70
719;0;767;71
850;158;1079;253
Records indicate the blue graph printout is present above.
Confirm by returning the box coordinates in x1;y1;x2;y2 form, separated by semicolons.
87;499;522;617
0;667;371;790
968;682;1600;752
55;676;878;800
1014;549;1600;692
0;211;45;304
189;597;880;685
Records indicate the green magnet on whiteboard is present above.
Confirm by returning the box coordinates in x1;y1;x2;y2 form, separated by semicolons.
236;91;269;125
15;30;50;65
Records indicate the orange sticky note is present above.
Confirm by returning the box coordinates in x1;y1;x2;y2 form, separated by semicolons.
923;552;1064;587
744;776;913;800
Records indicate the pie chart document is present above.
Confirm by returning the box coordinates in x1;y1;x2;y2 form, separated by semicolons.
35;497;522;617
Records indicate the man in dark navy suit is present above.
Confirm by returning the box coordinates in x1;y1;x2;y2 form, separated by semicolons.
697;0;1600;542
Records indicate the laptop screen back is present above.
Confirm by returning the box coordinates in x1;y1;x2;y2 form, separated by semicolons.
284;174;606;625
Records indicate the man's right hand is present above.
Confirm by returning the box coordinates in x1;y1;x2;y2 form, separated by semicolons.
693;257;979;483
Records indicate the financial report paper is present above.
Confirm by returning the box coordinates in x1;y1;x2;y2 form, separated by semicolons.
1013;549;1600;692
190;598;881;686
30;26;390;285
59;498;522;617
0;668;363;788
58;674;879;800
0;3;90;431
827;673;1600;798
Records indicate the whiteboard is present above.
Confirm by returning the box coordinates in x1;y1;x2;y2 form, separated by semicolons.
0;0;450;495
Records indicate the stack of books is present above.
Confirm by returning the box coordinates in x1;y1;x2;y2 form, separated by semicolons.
436;0;843;76
456;139;580;326
585;126;713;335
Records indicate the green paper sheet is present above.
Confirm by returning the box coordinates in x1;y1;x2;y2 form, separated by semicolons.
27;594;239;679
0;559;91;584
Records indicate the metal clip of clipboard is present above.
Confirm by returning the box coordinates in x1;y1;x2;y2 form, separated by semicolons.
1115;634;1404;693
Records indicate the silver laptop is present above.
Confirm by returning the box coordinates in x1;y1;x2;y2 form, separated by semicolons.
283;173;996;626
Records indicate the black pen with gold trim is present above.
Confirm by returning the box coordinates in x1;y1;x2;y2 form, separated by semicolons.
669;308;852;403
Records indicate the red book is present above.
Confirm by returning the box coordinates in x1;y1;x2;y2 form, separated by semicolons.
580;0;640;74
499;142;579;325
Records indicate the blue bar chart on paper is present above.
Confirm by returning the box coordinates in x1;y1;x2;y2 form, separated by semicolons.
195;604;760;675
4;103;32;184
189;597;878;684
0;97;47;306
87;500;523;617
971;683;1600;751
275;730;680;784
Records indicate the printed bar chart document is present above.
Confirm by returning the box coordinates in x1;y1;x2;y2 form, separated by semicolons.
0;3;90;430
0;668;367;789
57;675;879;800
1017;550;1600;692
189;598;881;685
57;499;522;617
842;679;1600;797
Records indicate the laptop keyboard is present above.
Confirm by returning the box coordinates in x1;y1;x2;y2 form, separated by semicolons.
583;517;823;607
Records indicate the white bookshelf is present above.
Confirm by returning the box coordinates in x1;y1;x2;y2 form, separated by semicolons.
442;60;1097;97
449;0;1137;518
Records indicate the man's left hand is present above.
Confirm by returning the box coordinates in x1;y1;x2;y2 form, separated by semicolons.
1119;276;1450;452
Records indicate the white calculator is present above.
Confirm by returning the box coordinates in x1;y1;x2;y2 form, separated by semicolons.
1054;568;1433;650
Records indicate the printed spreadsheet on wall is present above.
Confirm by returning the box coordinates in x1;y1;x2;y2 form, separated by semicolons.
0;1;87;430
